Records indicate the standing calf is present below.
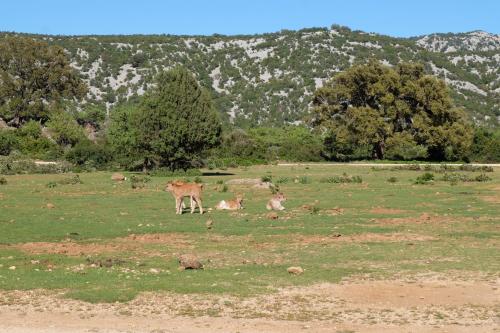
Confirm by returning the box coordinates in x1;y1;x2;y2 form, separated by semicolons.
165;181;204;214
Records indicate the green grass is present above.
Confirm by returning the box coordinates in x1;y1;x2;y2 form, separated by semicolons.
0;165;498;302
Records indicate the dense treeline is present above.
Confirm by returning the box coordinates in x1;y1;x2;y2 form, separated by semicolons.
0;36;499;174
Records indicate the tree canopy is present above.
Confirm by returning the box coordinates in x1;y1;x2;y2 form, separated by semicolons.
109;66;222;170
0;36;87;126
311;61;473;161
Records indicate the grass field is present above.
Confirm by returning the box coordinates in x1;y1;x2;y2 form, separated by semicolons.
0;164;498;306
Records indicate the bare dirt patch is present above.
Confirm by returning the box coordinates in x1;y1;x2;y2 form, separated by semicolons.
481;195;500;204
369;207;407;214
374;213;476;225
331;280;499;307
13;233;194;257
0;275;498;332
290;232;436;245
121;233;193;248
15;241;123;256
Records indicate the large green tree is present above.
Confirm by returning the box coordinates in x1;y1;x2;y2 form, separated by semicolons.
311;61;473;160
0;36;87;126
111;66;221;170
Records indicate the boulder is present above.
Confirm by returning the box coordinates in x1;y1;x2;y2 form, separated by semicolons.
252;182;273;189
111;173;126;181
178;254;203;270
225;178;261;185
287;266;304;275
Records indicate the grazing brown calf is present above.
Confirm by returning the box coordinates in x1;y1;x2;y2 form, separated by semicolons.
266;192;286;211
215;195;243;210
165;181;204;214
170;181;195;209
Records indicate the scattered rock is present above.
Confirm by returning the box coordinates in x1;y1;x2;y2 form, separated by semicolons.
325;207;344;216
287;266;304;275
178;254;203;270
266;212;279;220
86;258;125;268
46;203;55;209
111;173;126;181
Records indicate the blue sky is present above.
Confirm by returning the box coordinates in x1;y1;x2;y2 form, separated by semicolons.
1;0;499;37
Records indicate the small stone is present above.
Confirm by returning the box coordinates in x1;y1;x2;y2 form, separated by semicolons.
8;266;16;270
287;266;304;275
46;203;55;209
206;219;213;230
149;268;160;274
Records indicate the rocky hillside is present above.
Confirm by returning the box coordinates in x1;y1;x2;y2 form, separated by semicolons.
6;26;499;127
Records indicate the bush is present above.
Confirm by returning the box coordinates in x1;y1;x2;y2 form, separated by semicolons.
387;177;398;183
414;173;434;184
130;175;151;189
14;121;61;159
194;176;203;183
0;177;7;185
470;128;500;162
440;172;492;184
0;130;19;155
261;175;273;183
211;126;324;165
298;175;311;184
458;164;494;172
45;112;85;146
59;174;83;185
275;177;289;184
320;173;362;184
65;140;113;168
474;174;492;182
46;181;57;188
391;164;422;171
46;174;83;188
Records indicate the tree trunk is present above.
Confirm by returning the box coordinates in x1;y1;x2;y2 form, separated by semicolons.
373;141;385;159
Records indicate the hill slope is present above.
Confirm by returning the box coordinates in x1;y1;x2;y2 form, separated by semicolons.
4;26;499;127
